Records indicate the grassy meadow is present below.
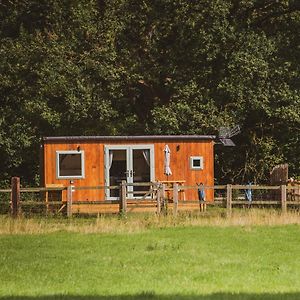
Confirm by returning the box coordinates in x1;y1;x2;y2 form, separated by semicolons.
1;211;300;299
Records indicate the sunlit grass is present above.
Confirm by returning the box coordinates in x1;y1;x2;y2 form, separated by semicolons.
0;224;300;298
1;209;300;235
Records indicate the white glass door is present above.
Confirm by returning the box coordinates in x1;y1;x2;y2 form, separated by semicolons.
104;145;154;200
104;146;130;200
130;145;154;198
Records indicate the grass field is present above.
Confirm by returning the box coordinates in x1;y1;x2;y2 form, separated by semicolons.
1;212;300;299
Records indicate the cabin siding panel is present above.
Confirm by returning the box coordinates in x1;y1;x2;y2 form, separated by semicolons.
43;139;214;203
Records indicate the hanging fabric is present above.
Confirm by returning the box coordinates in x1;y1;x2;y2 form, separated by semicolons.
142;149;150;166
164;145;172;176
109;151;113;169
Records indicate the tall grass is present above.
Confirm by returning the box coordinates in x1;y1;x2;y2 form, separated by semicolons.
1;209;300;235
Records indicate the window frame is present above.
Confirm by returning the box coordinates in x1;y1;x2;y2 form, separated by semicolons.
56;150;85;179
189;156;204;170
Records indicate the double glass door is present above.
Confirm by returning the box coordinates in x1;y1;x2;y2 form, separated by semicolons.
104;145;154;199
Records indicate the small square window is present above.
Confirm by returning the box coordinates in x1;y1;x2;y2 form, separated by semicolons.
56;151;85;179
190;156;204;170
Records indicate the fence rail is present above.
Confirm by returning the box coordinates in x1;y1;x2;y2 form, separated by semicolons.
1;177;300;217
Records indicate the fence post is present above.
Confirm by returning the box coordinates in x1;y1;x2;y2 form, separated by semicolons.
119;180;127;215
173;183;178;216
156;183;161;215
11;177;20;218
162;183;167;215
67;186;73;217
226;184;232;217
45;188;49;215
281;185;287;214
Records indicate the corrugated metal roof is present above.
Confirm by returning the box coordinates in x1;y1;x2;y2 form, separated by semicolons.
43;135;216;142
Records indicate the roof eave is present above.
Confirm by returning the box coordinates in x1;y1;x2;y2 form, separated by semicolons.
43;135;216;142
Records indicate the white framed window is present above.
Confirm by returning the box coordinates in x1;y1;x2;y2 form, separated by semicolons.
190;156;204;170
56;150;85;179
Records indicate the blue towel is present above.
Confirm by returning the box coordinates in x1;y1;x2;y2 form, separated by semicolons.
198;185;206;202
245;183;252;202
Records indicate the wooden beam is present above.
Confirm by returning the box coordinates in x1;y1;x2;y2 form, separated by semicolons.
232;200;280;205
67;186;73;217
232;185;280;190
156;184;161;215
173;183;178;216
281;185;287;214
20;187;66;192
11;177;20;218
0;189;11;193
119;180;127;216
162;184;167;215
226;184;232;217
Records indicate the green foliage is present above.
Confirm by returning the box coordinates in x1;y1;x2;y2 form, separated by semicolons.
0;0;299;185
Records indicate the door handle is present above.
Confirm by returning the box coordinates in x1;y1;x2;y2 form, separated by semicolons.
130;170;135;177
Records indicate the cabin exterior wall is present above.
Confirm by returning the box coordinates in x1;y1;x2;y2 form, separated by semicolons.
42;138;214;202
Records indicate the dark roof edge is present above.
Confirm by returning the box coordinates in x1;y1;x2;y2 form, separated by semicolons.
43;135;216;142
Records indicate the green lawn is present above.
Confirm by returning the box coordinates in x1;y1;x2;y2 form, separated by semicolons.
1;225;300;299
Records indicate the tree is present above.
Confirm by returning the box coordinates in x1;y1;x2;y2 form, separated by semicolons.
0;0;299;185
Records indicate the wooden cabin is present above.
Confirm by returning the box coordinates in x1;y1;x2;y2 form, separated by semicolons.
41;135;215;213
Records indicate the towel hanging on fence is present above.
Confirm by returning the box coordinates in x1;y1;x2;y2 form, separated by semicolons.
197;183;206;201
245;183;252;202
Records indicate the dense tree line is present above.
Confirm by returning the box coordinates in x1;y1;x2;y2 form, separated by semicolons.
0;0;299;186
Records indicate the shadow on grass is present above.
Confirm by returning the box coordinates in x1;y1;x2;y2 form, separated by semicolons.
1;293;300;300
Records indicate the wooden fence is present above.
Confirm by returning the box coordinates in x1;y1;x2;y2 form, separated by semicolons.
1;177;300;217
